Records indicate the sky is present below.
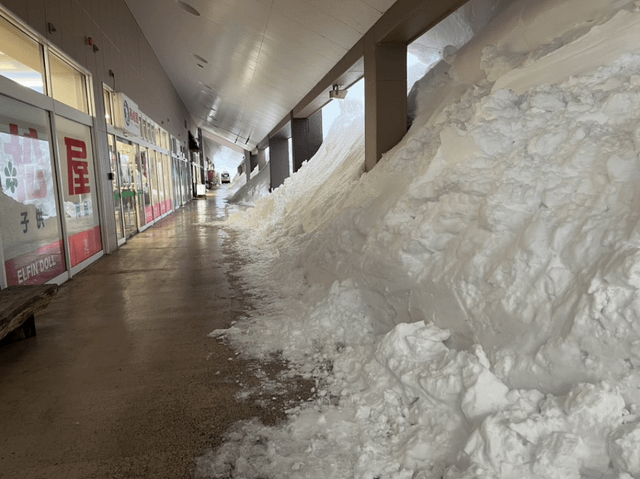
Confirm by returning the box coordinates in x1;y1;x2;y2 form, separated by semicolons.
196;0;640;477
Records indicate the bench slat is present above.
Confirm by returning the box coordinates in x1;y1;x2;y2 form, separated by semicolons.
0;285;58;340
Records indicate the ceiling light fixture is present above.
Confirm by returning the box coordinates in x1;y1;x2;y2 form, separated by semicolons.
176;1;200;16
329;84;348;100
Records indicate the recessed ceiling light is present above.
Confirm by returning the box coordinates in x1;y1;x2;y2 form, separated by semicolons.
193;54;208;64
176;1;200;16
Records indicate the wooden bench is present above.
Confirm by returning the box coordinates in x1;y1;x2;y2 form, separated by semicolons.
0;284;58;341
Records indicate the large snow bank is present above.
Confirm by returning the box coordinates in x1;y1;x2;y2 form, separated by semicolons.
200;0;640;477
228;163;270;206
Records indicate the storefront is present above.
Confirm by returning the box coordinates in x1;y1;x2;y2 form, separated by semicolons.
103;88;190;242
0;8;193;289
0;12;104;288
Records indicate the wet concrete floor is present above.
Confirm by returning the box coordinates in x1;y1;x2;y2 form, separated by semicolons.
0;189;308;478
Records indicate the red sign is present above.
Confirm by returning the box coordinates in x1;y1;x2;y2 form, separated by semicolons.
4;240;65;285
69;225;102;266
145;205;153;224
65;137;90;195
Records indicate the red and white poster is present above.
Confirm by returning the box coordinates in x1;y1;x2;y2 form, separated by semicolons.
55;115;103;267
4;240;65;285
68;225;102;266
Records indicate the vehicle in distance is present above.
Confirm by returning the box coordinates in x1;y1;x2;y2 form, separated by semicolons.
221;172;230;183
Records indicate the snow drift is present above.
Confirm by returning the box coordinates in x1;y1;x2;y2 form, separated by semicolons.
200;0;640;477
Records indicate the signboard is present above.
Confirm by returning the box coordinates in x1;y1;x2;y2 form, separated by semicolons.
55;115;103;267
114;92;141;137
4;239;65;285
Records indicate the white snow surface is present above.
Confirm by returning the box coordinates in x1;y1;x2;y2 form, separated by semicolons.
199;0;640;478
228;163;270;206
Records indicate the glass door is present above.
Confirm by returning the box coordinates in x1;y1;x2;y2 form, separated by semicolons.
147;149;160;220
55;115;102;267
115;139;138;238
156;152;166;216
0;95;66;285
108;135;125;243
138;147;152;226
163;154;173;212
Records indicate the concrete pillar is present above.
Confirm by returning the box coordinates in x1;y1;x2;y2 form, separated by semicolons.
364;40;407;172
244;150;251;182
269;137;290;190
258;149;267;170
292;109;323;173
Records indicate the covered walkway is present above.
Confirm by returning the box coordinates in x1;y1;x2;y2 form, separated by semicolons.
0;192;305;478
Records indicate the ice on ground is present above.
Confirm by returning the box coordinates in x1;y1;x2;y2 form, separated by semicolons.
200;0;640;477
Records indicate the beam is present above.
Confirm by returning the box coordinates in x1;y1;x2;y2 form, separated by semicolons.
201;128;246;154
293;46;365;119
288;0;469;123
374;0;470;44
261;0;469;168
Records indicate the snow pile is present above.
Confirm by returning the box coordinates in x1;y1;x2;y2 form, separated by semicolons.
200;0;640;477
229;79;366;240
228;163;270;206
225;171;246;196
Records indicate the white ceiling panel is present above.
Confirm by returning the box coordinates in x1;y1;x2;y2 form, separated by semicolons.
124;0;397;150
272;0;362;48
302;0;386;34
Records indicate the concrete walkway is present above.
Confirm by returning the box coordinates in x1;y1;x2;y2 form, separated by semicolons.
0;191;305;478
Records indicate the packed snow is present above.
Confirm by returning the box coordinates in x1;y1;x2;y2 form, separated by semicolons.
199;0;640;477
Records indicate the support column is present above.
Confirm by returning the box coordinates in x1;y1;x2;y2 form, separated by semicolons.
257;149;267;170
364;40;407;172
292;109;323;173
244;150;251;182
269;137;290;190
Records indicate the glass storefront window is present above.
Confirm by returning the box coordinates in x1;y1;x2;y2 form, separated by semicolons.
0;94;65;285
115;139;139;237
141;119;147;141
55;115;101;266
158;153;167;215
163;154;172;213
104;88;113;125
138;148;152;225
172;157;179;208
148;149;160;219
50;53;88;114
108;135;124;240
0;16;45;94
